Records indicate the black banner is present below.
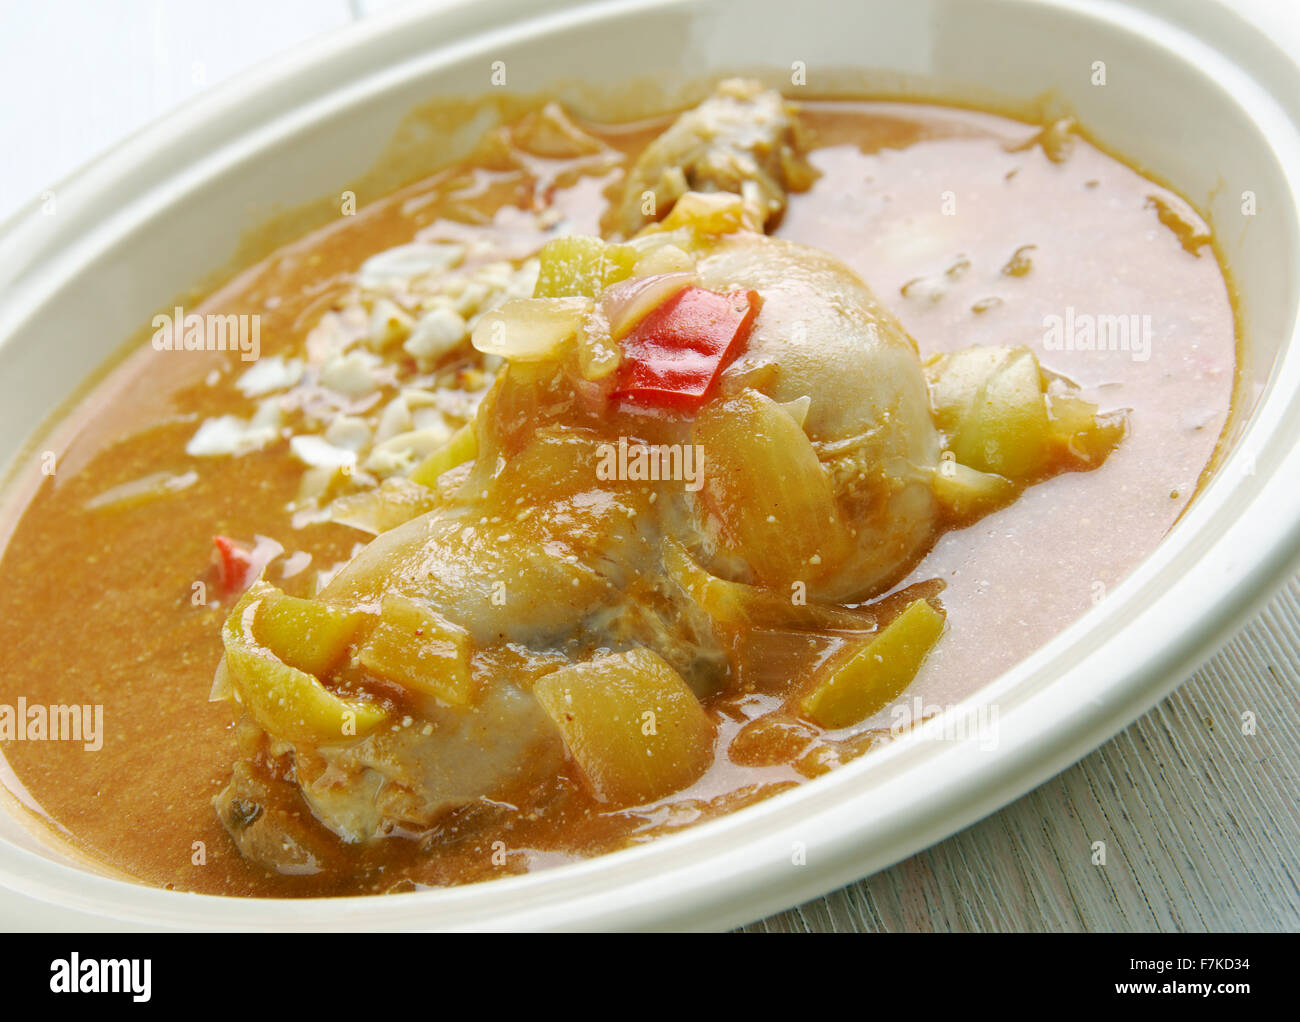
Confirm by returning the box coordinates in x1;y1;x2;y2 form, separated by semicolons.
0;932;1282;1008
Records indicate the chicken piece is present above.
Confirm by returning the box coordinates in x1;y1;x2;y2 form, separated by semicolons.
697;235;942;600
214;722;338;875
613;78;814;237
215;763;324;875
294;680;565;842
212;214;1122;864
212;229;947;859
211;71;1130;872
318;426;663;646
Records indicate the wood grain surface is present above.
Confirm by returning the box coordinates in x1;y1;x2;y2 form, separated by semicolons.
2;0;1297;933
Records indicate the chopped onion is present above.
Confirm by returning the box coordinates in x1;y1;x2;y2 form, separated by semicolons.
663;539;875;632
290;435;357;470
691;389;854;587
471;297;591;361
576;308;621;381
779;395;812;428
85;470;198;511
236;355;303;398
599;272;694;340
330;477;438;535
632;243;696;277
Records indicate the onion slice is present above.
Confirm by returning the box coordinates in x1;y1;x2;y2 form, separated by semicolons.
471;296;592;361
599;271;694;340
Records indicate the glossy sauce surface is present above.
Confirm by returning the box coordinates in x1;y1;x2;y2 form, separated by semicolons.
0;100;1235;896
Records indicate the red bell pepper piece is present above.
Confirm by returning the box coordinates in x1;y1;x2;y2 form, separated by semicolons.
212;535;255;596
612;285;761;409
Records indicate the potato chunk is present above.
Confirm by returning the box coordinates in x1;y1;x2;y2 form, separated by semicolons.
357;594;473;706
533;648;715;805
799;598;946;729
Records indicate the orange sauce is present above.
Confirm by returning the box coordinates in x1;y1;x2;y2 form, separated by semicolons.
0;100;1235;896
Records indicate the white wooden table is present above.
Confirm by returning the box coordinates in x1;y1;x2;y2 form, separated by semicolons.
3;0;1297;932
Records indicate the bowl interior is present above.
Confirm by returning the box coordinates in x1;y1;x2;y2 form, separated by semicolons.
0;0;1297;929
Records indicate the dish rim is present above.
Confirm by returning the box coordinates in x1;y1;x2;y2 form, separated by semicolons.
0;0;1297;930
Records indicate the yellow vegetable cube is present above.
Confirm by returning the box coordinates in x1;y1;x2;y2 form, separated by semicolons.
357;594;473;706
252;588;366;677
533;235;637;298
533;648;715;805
799;598;946;729
221;585;387;745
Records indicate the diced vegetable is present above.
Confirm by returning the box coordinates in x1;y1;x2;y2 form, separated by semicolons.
798;598;946;729
612;286;760;408
409;424;477;488
533;648;715;805
631;242;695;276
221;584;388;744
658;191;757;236
212;535;255;596
663;538;874;632
691;389;852;586
471;297;591;362
942;347;1050;478
330;477;441;535
968;348;1052;477
1045;391;1097;439
357;594;473;706
599;272;694;340
223;645;387;745
1047;392;1126;466
252;588;366;677
927;346;1003;431
931;459;1017;519
927;346;1125;482
576;318;622;382
533;236;637;299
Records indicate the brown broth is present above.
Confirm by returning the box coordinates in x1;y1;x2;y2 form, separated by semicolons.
0;100;1236;896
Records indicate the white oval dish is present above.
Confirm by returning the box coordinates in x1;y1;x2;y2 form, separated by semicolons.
0;0;1298;930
